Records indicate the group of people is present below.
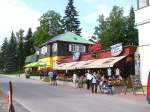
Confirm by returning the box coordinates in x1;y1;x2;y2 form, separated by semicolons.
72;68;122;94
48;70;57;86
86;70;114;94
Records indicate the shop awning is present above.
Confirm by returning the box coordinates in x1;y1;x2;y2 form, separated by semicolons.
24;61;47;68
53;56;126;70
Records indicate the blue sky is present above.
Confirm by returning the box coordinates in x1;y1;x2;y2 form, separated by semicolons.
0;0;136;43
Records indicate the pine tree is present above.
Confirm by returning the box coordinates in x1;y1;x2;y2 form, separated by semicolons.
24;28;35;56
126;6;138;45
63;0;81;35
0;38;8;70
5;32;18;72
16;29;25;70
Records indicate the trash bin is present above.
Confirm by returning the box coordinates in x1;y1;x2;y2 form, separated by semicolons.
25;74;30;79
147;72;150;104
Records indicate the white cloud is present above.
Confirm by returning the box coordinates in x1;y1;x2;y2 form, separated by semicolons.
0;0;41;43
83;4;111;23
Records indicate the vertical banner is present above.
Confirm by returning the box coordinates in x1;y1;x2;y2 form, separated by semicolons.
134;50;140;75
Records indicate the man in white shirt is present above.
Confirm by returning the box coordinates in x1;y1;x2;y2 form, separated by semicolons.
107;68;112;77
48;70;54;85
86;70;92;89
72;73;78;87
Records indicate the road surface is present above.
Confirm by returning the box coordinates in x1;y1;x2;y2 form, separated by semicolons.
0;75;149;112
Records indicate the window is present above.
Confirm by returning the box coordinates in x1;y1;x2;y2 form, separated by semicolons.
69;44;85;52
137;0;149;9
52;43;57;56
41;46;47;55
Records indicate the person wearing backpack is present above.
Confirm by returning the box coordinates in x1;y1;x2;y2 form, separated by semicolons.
91;72;97;93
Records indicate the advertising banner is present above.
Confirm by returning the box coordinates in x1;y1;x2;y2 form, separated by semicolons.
111;43;123;56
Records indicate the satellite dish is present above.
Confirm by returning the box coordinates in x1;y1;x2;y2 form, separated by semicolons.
73;52;80;61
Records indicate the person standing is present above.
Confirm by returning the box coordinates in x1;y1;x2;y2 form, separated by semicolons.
91;72;97;93
72;72;78;87
53;71;57;86
86;70;92;89
48;70;54;85
107;67;112;78
96;70;102;92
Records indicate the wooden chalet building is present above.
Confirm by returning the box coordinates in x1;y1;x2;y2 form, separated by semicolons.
54;43;137;79
37;32;94;69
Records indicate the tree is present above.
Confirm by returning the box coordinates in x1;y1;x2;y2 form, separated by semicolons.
126;6;138;45
5;32;18;72
94;15;106;39
94;6;127;49
63;0;81;35
24;28;35;56
0;38;8;70
32;27;50;47
102;6;126;49
39;10;64;36
0;52;3;70
33;10;64;47
16;29;25;70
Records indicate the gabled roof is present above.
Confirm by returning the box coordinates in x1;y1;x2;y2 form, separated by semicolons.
50;32;94;44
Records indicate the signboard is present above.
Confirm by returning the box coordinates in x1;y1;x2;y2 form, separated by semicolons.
134;52;140;75
111;43;122;56
131;75;142;88
125;75;144;95
73;52;80;61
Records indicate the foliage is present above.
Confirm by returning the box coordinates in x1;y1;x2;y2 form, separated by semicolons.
16;29;25;70
5;32;18;72
43;76;50;82
0;38;8;70
0;28;36;73
32;27;50;47
63;0;81;35
94;15;106;38
33;10;64;47
126;7;138;45
94;6;138;49
39;10;64;36
24;28;35;56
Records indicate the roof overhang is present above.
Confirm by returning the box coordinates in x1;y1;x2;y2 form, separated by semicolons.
53;56;126;70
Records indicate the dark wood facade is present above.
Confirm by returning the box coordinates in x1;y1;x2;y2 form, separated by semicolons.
59;45;137;63
39;41;90;58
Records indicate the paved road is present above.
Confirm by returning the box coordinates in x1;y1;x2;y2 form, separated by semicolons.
0;75;149;112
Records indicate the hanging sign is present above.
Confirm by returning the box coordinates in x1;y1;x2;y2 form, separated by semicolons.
111;43;122;56
73;52;80;61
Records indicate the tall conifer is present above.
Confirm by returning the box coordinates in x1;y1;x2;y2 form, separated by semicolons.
5;32;18;72
63;0;81;35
